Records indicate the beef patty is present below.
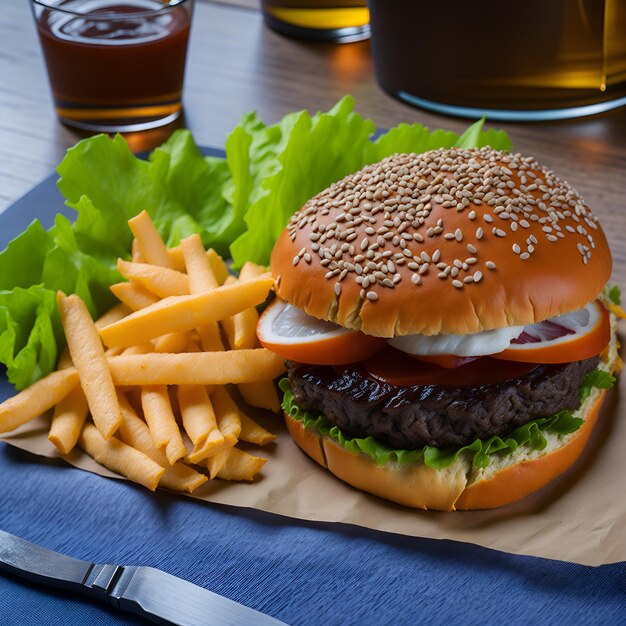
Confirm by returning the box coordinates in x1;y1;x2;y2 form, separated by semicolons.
286;356;599;449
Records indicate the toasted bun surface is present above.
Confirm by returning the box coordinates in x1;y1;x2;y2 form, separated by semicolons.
271;148;612;337
284;389;607;511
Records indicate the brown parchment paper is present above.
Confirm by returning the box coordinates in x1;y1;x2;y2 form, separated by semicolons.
1;371;624;567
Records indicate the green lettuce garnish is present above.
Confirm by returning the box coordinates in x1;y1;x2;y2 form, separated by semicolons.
0;96;511;389
580;369;615;401
607;285;622;306
280;369;614;471
229;97;512;268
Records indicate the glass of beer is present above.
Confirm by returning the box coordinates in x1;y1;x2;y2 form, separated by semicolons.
261;0;369;43
30;0;194;132
368;0;626;121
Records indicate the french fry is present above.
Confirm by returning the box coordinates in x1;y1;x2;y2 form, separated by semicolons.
181;234;218;291
222;307;258;350
132;238;145;263
177;385;220;448
79;423;165;492
128;211;172;268
57;347;73;370
222;261;266;349
181;234;225;352
110;282;160;311
239;413;277;446
141;385;187;465
179;385;224;464
186;337;202;352
217;448;267;481
58;293;121;439
167;245;186;272
117;393;207;493
238;381;281;413
198;325;225;352
239;261;267;282
212;387;241;438
186;436;225;465
48;386;89;455
99;276;273;348
153;332;189;353
0;368;79;434
206;449;231;479
94;303;131;331
122;343;154;355
206;249;229;285
200;388;241;475
117;260;189;298
107;350;286;385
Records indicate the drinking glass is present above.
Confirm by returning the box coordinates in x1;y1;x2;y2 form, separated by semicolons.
261;0;369;43
368;0;626;121
30;0;194;132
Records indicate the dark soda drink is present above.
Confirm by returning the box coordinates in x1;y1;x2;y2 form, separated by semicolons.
32;0;193;131
368;0;626;120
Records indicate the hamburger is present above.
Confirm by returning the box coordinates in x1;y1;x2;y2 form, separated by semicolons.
257;147;623;511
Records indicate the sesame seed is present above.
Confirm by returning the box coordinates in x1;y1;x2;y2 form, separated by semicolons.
411;274;421;285
286;147;596;301
486;261;496;269
452;279;463;288
334;283;341;296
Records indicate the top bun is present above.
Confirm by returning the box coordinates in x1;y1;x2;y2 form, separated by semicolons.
271;148;612;337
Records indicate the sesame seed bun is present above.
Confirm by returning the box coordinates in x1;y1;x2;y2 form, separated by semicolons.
271;148;612;337
284;383;610;511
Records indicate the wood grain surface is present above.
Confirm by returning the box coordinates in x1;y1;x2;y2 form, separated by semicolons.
0;0;624;288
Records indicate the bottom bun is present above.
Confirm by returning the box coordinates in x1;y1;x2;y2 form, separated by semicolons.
284;389;608;511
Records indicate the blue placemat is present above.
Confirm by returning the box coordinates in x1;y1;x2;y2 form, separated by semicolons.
0;152;624;626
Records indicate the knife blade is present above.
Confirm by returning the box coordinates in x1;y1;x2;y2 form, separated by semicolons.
0;529;288;626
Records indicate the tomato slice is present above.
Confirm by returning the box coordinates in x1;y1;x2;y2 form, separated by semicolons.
494;300;610;364
365;348;539;387
257;298;386;365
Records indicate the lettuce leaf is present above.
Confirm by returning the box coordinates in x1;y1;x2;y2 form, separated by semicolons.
0;96;512;388
280;369;613;471
607;284;621;306
229;96;513;268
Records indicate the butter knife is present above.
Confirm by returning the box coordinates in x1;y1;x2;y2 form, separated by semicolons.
0;529;287;626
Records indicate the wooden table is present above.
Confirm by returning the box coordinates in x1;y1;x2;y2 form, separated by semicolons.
1;0;625;281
